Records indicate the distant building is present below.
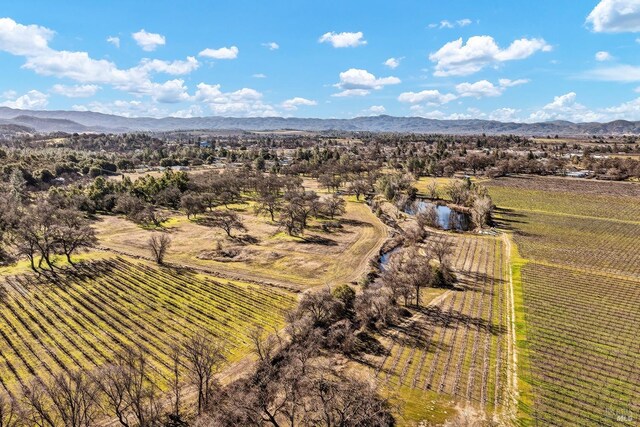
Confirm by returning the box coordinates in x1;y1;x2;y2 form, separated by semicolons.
171;165;190;171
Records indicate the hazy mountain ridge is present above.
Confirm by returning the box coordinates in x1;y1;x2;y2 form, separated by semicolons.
0;107;639;135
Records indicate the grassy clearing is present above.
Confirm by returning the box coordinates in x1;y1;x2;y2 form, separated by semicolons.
0;256;296;396
487;175;640;426
94;195;387;290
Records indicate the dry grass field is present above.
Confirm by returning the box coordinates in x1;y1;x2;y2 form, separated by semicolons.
94;195;387;290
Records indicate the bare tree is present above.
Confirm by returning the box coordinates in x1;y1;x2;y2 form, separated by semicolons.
181;193;205;219
45;371;100;427
0;392;20;427
147;234;171;264
427;180;439;200
320;194;346;219
432;237;454;264
182;332;226;415
97;346;162;427
471;196;493;229
254;193;281;222
204;210;246;238
55;210;97;265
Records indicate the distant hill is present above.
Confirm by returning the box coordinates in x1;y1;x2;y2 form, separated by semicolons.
0;107;639;135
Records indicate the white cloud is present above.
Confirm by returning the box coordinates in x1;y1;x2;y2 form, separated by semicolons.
51;84;100;98
132;29;165;51
429;36;552;76
456;80;502;98
1;90;17;99
332;89;370;97
262;42;279;50
72;100;170;118
148;79;191;103
451;78;529;99
136;57;199;75
106;36;120;48
318;31;367;48
595;51;613;61
0;17;53;56
367;105;386;114
281;97;317;111
0;89;48;109
586;0;640;32
528;92;603;122
635;86;640;92
488;107;521;121
198;46;238;59
333;68;400;97
498;78;530;87
384;57;401;69
398;89;457;105
439;20;454;29
194;83;276;116
583;64;640;81
428;18;473;29
0;19;199;104
252;73;267;78
601;96;640;119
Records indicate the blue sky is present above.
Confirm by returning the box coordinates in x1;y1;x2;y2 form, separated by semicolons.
1;0;640;122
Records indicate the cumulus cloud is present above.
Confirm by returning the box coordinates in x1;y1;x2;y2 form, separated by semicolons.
398;90;457;105
586;0;640;32
281;97;317;110
252;73;267;78
488;107;521;121
318;31;366;48
198;46;239;59
0;89;48;109
194;83;276;116
262;42;279;50
383;57;401;69
0;17;53;56
136;57;199;75
455;80;502;98
106;36;120;48
0;18;201;104
51;84;100;98
367;105;386;114
595;51;613;61
333;68;400;97
528;92;603;122
132;29;165;51
429;36;552;76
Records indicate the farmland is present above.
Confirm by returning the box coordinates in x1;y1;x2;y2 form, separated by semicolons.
0;257;296;396
486;176;640;426
360;231;511;425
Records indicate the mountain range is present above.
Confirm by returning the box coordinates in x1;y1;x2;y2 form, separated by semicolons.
1;107;639;135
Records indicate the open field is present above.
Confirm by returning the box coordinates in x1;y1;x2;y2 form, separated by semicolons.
359;232;510;425
95;196;387;290
0;257;296;396
486;176;640;426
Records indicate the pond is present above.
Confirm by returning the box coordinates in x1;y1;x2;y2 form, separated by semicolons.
379;247;401;271
405;199;471;231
